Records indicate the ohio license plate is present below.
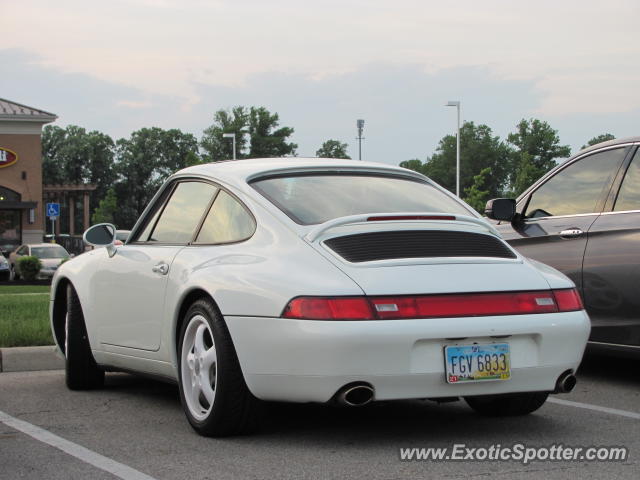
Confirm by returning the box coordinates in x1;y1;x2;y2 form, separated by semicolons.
445;343;510;383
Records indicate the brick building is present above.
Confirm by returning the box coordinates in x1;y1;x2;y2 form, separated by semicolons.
0;98;56;253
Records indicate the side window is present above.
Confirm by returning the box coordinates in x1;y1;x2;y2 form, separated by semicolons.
525;148;627;218
614;149;640;211
18;246;27;255
195;190;255;244
146;182;218;244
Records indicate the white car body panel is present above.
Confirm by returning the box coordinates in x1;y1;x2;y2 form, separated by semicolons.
93;245;183;351
50;158;591;403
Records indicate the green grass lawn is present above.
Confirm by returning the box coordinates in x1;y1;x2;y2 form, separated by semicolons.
0;285;50;294
0;285;53;347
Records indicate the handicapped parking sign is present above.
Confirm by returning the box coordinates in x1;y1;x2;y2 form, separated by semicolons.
46;203;60;218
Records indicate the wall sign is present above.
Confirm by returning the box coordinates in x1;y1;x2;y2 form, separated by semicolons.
0;147;18;168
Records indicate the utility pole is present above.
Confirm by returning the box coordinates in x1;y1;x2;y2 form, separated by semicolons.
445;101;461;196
356;119;365;160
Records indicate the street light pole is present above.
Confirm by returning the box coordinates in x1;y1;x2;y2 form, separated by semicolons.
356;119;365;160
222;133;236;160
446;101;461;196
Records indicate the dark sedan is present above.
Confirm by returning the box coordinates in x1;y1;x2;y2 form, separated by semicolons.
488;136;640;357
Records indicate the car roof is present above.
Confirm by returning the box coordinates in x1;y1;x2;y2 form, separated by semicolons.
27;243;65;248
174;158;426;189
575;136;640;157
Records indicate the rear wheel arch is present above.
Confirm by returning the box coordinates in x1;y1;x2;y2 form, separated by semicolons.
175;289;224;356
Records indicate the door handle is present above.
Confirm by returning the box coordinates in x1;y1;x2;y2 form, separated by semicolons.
152;262;169;275
559;228;584;238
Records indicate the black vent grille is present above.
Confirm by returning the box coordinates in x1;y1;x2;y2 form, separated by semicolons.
324;230;516;263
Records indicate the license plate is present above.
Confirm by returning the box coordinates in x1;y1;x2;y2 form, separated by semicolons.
444;343;510;383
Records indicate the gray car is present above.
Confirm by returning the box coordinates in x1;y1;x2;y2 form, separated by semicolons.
487;136;640;357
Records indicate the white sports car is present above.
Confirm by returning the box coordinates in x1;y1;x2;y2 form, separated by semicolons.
50;158;590;436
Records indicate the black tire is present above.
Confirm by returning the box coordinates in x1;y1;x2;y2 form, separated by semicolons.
465;392;549;416
177;298;260;437
11;265;20;281
65;284;105;390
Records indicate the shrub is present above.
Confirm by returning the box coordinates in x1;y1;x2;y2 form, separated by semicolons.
17;256;42;281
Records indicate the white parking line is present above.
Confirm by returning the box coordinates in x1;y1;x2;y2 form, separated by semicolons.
548;397;640;420
0;409;157;480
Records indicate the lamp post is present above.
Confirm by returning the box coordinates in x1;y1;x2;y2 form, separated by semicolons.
222;133;236;160
445;101;461;196
356;119;365;160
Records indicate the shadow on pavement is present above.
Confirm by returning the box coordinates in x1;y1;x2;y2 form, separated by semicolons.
101;372;562;442
577;352;640;387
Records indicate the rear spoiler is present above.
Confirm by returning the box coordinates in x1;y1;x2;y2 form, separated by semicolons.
304;212;499;242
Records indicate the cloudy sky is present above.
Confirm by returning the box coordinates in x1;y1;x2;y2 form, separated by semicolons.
2;0;639;164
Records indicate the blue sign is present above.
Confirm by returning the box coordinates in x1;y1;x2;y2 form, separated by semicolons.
46;203;60;218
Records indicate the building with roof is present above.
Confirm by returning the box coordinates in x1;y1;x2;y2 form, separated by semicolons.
0;98;57;253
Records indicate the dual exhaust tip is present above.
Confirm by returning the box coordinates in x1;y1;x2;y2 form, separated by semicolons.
554;371;577;393
335;383;375;407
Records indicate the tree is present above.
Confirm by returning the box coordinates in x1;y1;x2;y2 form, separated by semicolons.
42;125;116;209
247;106;297;157
399;159;427;175
113;127;200;228
316;139;350;159
582;133;615;150
201;106;297;160
91;188;117;225
506;118;570;196
463;167;492;213
418;121;512;198
200;107;248;162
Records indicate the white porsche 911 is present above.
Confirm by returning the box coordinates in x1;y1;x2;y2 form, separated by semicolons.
50;158;590;436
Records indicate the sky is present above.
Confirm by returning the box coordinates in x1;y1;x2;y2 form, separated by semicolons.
2;0;639;164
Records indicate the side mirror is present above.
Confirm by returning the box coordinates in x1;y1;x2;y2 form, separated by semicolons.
485;198;516;222
83;223;117;257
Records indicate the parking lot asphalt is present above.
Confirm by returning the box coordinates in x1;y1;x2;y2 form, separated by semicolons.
0;354;638;480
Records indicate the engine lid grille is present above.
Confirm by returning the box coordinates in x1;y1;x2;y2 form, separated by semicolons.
324;230;517;263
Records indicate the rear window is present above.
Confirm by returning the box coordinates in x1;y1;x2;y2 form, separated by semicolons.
251;173;472;225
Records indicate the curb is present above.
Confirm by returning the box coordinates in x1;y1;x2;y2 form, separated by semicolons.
0;345;64;373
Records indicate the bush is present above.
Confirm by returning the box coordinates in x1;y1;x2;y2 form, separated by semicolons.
17;256;42;281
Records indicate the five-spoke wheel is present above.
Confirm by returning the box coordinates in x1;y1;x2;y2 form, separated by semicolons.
180;315;218;421
177;298;259;436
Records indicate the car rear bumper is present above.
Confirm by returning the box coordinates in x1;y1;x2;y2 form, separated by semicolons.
225;310;591;403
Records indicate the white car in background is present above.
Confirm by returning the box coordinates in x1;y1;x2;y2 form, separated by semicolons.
10;243;70;280
50;158;590;437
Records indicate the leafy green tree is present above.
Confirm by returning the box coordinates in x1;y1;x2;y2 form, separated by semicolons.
113;127;200;228
506;119;570;196
463;167;492;213
582;133;615;149
316;139;350;159
91;188;117;225
42;125;116;210
200;107;248;161
247;107;297;157
399;159;427;175
419;122;512;198
201;106;297;160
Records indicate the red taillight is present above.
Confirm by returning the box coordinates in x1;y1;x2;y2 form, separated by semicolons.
283;297;373;320
553;288;584;312
370;291;558;319
282;288;583;320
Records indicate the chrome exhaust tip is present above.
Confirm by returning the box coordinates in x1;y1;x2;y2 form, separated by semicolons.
336;383;374;406
554;371;577;393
